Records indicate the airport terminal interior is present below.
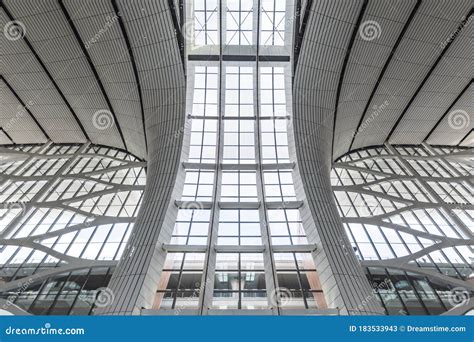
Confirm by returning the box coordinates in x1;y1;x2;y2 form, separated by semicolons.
0;0;472;316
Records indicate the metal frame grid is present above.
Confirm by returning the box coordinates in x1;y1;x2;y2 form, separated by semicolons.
331;143;473;315
0;142;146;315
152;0;329;315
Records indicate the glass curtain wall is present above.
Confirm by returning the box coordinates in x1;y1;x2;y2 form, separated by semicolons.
0;143;146;314
331;144;473;315
153;0;327;313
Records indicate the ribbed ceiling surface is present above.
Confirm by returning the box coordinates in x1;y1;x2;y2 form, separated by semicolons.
295;0;473;161
1;0;472;161
0;0;165;160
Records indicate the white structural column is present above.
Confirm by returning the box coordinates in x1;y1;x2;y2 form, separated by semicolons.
291;0;384;315
98;2;186;315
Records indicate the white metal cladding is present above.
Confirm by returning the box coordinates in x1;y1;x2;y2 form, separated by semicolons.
292;0;384;314
136;0;339;315
0;79;47;144
0;142;146;314
1;0;471;163
98;0;186;315
428;84;474;146
332;0;418;159
60;0;147;159
0;130;12;145
0;8;85;144
2;0;124;150
351;0;472;152
390;8;473;145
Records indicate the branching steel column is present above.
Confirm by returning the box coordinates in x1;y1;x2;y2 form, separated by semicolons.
0;142;90;238
385;143;471;237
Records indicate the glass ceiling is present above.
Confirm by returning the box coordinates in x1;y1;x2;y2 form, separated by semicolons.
188;0;294;56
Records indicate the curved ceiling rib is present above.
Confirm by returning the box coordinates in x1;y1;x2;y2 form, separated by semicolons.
346;1;473;157
293;0;313;75
167;0;185;70
0;127;14;144
2;3;90;143
0;80;45;144
1;76;50;141
423;79;473;141
1;6;87;144
457;129;474;147
334;0;421;159
331;0;368;158
57;0;127;150
2;0;126;152
2;0;471;161
389;7;474;144
59;0;148;159
428;81;474;146
293;0;365;163
111;0;148;155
